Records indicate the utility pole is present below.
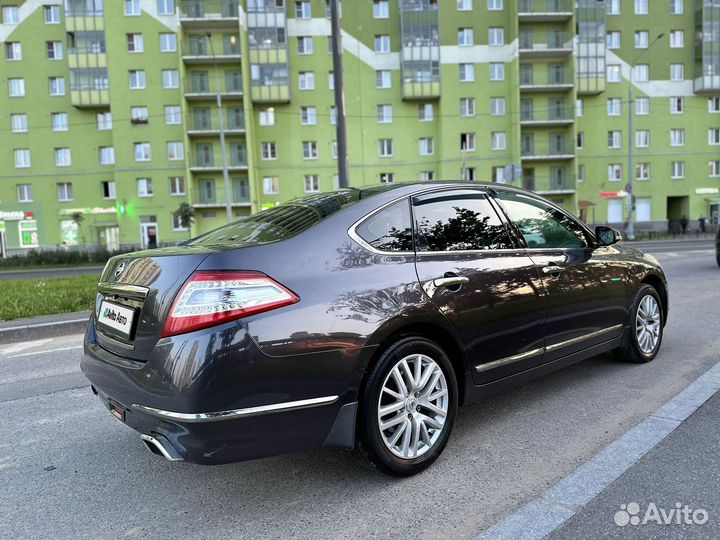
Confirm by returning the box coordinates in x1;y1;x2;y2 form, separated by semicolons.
330;0;349;188
207;33;234;224
626;32;664;240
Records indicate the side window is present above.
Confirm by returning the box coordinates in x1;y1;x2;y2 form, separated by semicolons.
355;199;413;252
413;190;514;251
496;192;587;249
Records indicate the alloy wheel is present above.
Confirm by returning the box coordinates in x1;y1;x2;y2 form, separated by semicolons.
636;295;661;354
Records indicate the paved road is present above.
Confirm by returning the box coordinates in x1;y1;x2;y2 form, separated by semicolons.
0;246;718;540
0;266;104;281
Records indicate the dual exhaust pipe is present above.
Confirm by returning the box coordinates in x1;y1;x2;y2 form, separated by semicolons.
140;433;184;461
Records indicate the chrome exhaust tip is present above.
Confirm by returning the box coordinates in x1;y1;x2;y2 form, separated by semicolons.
140;433;184;461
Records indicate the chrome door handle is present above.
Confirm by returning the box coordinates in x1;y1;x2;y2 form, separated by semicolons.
542;265;565;275
433;276;470;288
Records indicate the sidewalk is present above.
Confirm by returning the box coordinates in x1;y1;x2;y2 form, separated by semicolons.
0;310;89;344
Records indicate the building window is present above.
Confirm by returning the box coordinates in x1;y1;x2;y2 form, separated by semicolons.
608;131;622;149
9;78;25;97
302;141;318;159
488;0;502;10
606;32;621;49
419;137;434;156
458;0;472;10
636;163;650;181
131;106;149;124
607;65;621;83
671;161;685;179
297;36;313;55
295;1;311;18
162;69;179;89
379;139;393;157
420;171;435;181
2;6;19;24
635;130;650;148
670;0;683;14
167;141;184;160
164;106;181;125
169;177;185;195
331;140;338;159
259;108;275;126
670;64;684;81
160;33;176;52
374;35;390;54
330;106;337;124
52;112;68;132
137;178;153;197
157;0;175;15
298;71;315;90
489;63;505;81
101;180;116;199
14;149;31;168
709;161;720;178
634;0;648;14
99;147;115;165
636;97;650;115
300;106;317;125
134;142;151;161
460;98;476;117
380;172;395;184
5;42;22;60
263;176;279;195
57;182;73;201
577;132;585;149
458;28;474;46
17;184;32;202
172;211;187;232
489;27;504;46
377;104;392;123
708;97;720;113
634;31;648;49
710;129;720;146
373;0;389;18
418;103;434;121
490;97;505;116
670;97;684;114
670;129;685;147
328;71;335;90
11;113;28;133
55;148;71;167
669;30;684;48
261;142;277;160
461;133;476;152
125;0;141;16
578;165;585;183
606;0;620;14
459;63;475;82
491;167;505;183
608;164;623;182
633;64;649;82
576;99;584;116
129;70;146;89
304;174;320;193
491;132;506;150
49;77;65;96
607;98;622;116
127;33;144;53
97;112;112;130
376;70;391;88
462;167;476;181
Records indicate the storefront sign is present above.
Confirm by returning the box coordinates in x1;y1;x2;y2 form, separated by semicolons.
58;207;117;216
696;188;720;195
19;220;39;248
0;210;28;221
600;191;629;199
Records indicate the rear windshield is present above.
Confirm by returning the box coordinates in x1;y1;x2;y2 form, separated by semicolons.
186;191;361;248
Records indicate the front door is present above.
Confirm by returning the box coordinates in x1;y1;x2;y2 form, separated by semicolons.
140;222;158;250
494;190;629;363
412;189;546;384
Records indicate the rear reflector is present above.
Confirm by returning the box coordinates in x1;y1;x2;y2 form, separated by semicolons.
161;271;299;338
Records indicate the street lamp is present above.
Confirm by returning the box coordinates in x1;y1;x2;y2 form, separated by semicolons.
626;32;664;240
207;32;235;224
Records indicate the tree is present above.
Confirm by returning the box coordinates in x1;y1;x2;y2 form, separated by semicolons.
176;202;195;231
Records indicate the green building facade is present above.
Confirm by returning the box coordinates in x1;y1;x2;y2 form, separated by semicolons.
0;0;718;254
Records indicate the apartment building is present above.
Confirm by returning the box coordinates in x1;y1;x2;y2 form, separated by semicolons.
0;0;718;254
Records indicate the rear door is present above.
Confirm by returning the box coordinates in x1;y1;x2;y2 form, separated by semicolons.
412;189;546;384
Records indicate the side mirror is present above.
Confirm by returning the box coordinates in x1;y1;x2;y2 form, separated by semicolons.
595;226;622;247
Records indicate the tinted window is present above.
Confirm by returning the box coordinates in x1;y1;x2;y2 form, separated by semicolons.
413;190;513;251
355;200;413;252
496;192;587;249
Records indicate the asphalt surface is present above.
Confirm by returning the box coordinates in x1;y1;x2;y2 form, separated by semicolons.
0;265;103;281
0;243;718;540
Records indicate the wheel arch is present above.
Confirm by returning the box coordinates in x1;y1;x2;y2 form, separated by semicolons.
640;272;668;325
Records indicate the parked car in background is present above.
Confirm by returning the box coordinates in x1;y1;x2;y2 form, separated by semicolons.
716;226;720;267
82;182;668;476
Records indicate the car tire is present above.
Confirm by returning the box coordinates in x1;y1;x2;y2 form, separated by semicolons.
356;336;458;476
613;284;664;363
716;250;720;268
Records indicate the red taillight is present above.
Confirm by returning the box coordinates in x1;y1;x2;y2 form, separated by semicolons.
161;271;299;338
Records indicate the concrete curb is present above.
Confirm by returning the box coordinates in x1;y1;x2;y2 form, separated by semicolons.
0;312;89;344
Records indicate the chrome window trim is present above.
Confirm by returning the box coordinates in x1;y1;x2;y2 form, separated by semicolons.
133;395;339;423
415;248;528;257
98;282;149;299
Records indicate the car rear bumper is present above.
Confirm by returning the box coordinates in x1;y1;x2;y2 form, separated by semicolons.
81;316;371;464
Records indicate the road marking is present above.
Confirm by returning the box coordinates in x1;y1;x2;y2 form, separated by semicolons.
476;359;720;540
8;345;82;358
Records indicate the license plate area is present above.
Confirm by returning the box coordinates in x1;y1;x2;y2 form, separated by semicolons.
97;299;137;339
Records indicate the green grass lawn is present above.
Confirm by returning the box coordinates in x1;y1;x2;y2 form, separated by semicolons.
0;275;98;321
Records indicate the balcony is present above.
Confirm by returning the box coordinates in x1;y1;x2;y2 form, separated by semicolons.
186;111;246;136
191;185;250;208
520;109;574;127
519;72;574;93
184;76;244;100
179;0;240;28
400;1;440;100
518;0;573;22
519;32;574;59
519;174;576;194
181;40;241;64
521;143;575;161
250;64;290;103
